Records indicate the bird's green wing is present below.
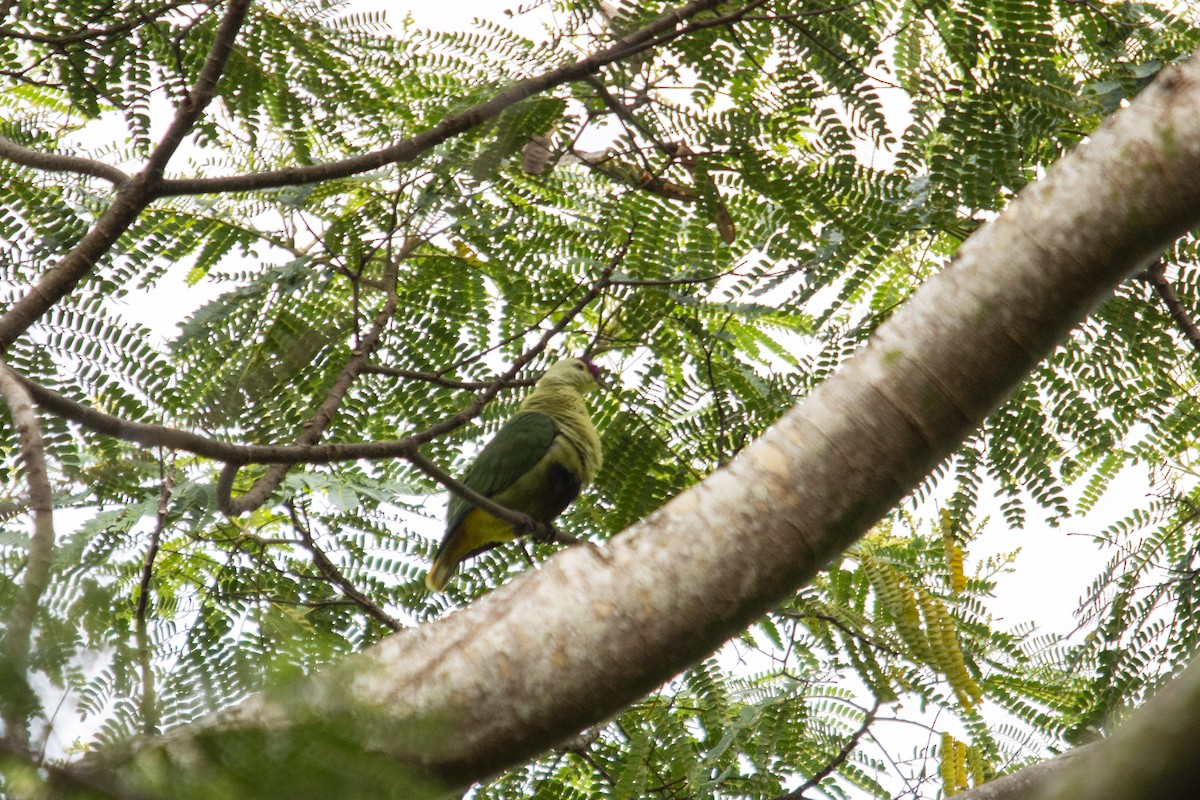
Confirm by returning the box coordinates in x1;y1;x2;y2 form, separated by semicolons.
446;411;557;534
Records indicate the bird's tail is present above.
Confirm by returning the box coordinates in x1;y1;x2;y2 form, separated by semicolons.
424;557;457;592
425;510;515;592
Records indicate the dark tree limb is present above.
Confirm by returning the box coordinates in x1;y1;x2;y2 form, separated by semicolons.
134;459;174;736
782;700;879;800
152;0;739;197
1142;259;1200;355
0;0;250;353
0;133;131;184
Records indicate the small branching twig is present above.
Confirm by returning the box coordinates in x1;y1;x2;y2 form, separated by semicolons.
287;500;403;632
362;365;536;391
586;76;674;157
134;457;175;736
780;610;903;657
781;699;880;800
217;238;410;516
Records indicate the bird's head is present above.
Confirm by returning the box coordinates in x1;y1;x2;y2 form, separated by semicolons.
539;357;602;393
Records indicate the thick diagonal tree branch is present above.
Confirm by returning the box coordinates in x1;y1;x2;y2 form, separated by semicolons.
97;41;1200;800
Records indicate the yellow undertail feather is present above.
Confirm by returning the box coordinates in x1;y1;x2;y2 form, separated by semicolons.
424;509;516;591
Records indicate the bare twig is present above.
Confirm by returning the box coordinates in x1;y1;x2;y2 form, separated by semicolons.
362;364;536;391
781;610;903;657
287;501;403;632
0;359;55;751
585;76;674;157
134;458;175;736
781;699;879;800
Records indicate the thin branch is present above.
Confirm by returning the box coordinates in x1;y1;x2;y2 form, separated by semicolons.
782;699;880;800
570;147;699;202
153;0;740;197
585;76;674;157
135;458;174;736
782;610;903;657
0;359;55;752
217;236;409;515
17;375;520;466
0;0;250;352
405;449;560;544
737;3;865;22
0;134;131;185
0;0;199;46
781;16;904;92
362;364;536;391
1142;259;1200;355
287;500;403;632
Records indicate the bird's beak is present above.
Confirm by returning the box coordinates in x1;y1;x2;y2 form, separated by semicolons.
581;357;606;391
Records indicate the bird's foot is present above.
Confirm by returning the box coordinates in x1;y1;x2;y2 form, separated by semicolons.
532;520;560;544
513;514;548;542
513;516;570;545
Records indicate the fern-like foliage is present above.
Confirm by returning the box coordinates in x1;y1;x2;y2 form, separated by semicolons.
1;0;1199;797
